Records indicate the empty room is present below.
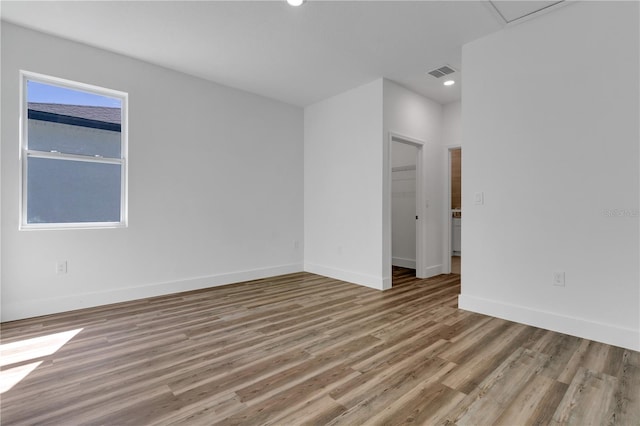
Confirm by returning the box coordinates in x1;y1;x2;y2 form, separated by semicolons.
1;1;638;424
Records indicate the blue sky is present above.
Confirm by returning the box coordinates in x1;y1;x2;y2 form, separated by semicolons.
28;80;121;108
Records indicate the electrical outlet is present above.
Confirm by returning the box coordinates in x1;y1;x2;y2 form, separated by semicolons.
56;261;68;275
553;272;565;286
294;240;300;249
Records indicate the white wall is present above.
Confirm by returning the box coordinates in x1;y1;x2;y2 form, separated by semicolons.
1;23;304;321
383;80;443;280
460;2;639;350
442;101;461;148
391;141;417;268
304;79;443;289
304;79;385;289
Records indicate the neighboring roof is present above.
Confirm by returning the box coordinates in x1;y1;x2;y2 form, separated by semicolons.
28;103;121;124
28;103;121;132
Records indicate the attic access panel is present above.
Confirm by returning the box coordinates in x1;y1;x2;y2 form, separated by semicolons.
489;1;564;23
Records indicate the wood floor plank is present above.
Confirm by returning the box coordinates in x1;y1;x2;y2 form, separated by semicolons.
612;351;640;425
446;348;550;425
327;356;457;425
1;268;638;425
263;395;347;426
151;391;244;426
532;332;583;381
218;365;360;425
492;371;562;425
557;338;592;384
440;322;534;394
234;335;379;404
550;366;618;425
361;382;466;426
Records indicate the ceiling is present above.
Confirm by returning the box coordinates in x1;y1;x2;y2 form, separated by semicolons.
0;1;566;107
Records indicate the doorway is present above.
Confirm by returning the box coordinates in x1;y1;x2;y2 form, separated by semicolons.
449;147;461;275
391;141;419;277
387;133;426;285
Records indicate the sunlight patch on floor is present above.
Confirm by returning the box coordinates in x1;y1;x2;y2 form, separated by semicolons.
0;328;83;393
0;361;42;393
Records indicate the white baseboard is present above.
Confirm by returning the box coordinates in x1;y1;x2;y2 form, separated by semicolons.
458;294;640;351
423;264;442;278
392;257;416;269
304;263;387;290
1;263;304;322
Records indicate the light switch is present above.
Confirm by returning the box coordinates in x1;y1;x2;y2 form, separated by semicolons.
474;192;484;205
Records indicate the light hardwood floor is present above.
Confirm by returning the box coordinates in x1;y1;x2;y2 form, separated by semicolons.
1;269;638;425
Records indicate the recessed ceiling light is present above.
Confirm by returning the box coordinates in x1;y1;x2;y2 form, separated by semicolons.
287;0;305;6
443;80;455;86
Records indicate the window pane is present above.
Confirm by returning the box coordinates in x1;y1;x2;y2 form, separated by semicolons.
27;157;121;224
27;80;122;158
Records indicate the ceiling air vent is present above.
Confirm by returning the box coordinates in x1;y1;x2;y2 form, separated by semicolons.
427;65;456;78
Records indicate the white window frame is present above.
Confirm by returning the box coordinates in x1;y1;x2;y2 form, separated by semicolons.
19;71;128;230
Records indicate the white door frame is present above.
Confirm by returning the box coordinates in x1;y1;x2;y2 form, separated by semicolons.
385;132;427;286
443;145;461;274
